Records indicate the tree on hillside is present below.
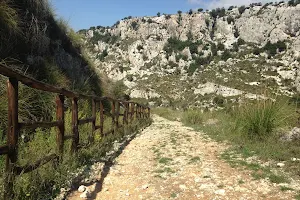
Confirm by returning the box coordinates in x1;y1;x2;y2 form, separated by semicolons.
238;5;246;14
157;12;161;17
178;10;182;15
189;9;193;15
198;8;203;12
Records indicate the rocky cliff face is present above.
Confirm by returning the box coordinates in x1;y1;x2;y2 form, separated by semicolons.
83;2;300;109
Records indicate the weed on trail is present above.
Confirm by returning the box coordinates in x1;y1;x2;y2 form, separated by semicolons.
221;149;290;184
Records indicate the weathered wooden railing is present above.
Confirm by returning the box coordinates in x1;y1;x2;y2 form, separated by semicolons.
0;63;150;199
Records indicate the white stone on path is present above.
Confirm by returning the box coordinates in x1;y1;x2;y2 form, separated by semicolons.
78;185;86;193
215;189;226;195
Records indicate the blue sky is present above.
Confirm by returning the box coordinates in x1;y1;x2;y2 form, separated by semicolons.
51;0;276;31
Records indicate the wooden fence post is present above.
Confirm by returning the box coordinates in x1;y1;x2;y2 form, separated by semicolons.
56;95;65;158
71;98;79;153
148;107;151;118
135;104;138;119
116;101;120;128
111;100;115;134
131;103;134;122
4;78;19;200
99;101;104;136
91;99;96;143
125;102;129;125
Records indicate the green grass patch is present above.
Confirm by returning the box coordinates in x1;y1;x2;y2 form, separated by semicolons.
158;157;173;165
221;149;289;184
189;156;201;163
152;107;182;121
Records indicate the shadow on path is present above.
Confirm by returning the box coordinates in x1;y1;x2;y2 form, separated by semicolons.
88;135;136;199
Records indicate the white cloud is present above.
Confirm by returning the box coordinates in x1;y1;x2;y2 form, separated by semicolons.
188;0;285;9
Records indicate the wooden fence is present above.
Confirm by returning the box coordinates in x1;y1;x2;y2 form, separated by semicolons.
0;63;150;199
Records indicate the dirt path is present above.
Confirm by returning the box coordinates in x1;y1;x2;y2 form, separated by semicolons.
68;115;295;199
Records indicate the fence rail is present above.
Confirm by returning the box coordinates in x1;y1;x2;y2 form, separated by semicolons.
0;63;150;199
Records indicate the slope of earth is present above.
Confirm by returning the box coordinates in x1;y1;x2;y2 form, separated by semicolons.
68;115;297;199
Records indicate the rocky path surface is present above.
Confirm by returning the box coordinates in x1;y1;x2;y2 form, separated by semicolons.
68;115;295;200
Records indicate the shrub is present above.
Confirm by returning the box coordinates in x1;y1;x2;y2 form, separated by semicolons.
198;8;203;12
232;42;239;52
0;1;20;34
187;63;198;75
169;61;178;68
205;19;210;27
227;16;235;24
188;9;193;15
238;5;246;14
235;100;294;140
147;19;153;23
228;6;235;10
211;43;218;56
157;12;161;17
263;41;286;57
165;14;171;19
137;45;143;51
97;49;108;61
213;96;225;107
253;47;262;55
164;37;201;56
234;27;240;38
187;31;193;40
221;49;231;61
189;43;198;54
182;110;203;125
237;38;245;45
217;43;225;51
131;21;138;30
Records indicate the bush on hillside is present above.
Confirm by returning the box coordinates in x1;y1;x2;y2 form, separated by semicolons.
228;6;235;10
237;38;245;45
221;49;231;61
182;110;203;125
238;5;246;14
227;16;235;24
213;96;225;107
198;8;203;12
163;37;202;56
211;43;218;56
217;43;225;51
234;100;294;140
131;21;138;30
165;14;171;19
263;41;287;57
157;12;161;17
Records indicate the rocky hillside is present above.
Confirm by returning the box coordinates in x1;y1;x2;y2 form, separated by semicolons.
82;1;300;109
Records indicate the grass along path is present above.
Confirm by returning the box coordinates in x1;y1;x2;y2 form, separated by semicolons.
68;115;296;199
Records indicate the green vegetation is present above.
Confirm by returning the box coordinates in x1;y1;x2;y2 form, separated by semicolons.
97;49;108;61
253;41;287;57
89;31;120;45
238;5;246;14
210;7;226;19
288;0;300;6
227;16;235;24
182;110;203;125
163;37;202;57
131;21;138;30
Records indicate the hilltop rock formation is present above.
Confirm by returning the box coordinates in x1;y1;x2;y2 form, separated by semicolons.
82;2;300;109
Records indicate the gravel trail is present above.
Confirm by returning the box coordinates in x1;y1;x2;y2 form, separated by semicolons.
68;115;295;199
